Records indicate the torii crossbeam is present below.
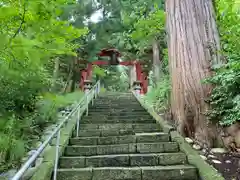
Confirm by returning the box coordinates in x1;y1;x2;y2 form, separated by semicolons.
78;48;148;94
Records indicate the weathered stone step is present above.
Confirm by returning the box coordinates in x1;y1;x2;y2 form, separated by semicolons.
78;123;161;131
65;142;179;156
93;102;140;105
81;118;156;124
88;111;150;116
72;129;134;137
57;165;197;180
96;98;136;101
59;152;187;168
88;108;146;112
97;94;133;97
84;114;152;119
70;133;170;145
89;104;143;108
72;126;162;137
82;115;153;121
94;98;138;102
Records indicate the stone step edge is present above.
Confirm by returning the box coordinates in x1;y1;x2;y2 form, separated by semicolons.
72;131;166;138
57;165;197;180
68;141;177;147
88;112;150;114
77;123;160;127
83;115;152;118
57;165;196;171
71;133;169;140
65;142;178;153
71;133;170;141
59;152;187;167
80;121;156;124
65;142;179;156
60;152;186;159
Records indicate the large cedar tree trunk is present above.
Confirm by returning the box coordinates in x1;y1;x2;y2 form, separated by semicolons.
166;0;222;147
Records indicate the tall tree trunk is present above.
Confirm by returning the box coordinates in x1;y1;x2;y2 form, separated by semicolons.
62;60;74;93
70;59;78;92
166;0;222;147
152;39;161;84
52;57;60;92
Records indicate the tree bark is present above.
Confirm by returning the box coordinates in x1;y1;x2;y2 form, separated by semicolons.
52;57;60;92
152;39;161;84
166;0;221;147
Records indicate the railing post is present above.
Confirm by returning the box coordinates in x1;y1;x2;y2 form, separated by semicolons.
84;80;92;94
97;81;100;95
92;92;94;106
53;130;61;180
85;95;89;116
76;106;80;137
133;81;142;95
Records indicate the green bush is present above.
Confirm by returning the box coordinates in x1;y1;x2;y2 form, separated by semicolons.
0;91;83;172
205;61;240;125
0;62;50;116
145;75;171;112
204;0;240;126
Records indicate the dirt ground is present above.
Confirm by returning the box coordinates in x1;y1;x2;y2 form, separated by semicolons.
206;152;240;180
161;113;240;179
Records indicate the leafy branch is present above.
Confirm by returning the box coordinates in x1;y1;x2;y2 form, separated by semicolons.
10;0;28;42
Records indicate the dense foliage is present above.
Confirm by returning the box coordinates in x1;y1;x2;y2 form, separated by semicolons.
0;0;86;171
205;0;240;125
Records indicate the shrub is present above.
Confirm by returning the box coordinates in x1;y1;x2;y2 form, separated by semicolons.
204;0;240;126
0;91;83;172
144;75;171;112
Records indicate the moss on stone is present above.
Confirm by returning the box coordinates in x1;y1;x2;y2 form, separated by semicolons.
31;162;53;180
170;131;224;180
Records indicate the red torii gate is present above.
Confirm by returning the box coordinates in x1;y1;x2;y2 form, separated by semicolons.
79;48;148;94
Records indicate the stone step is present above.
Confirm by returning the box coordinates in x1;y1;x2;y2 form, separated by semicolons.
88;107;144;111
84;114;152;119
89;105;143;109
97;94;133;97
93;102;140;106
77;123;161;131
93;99;138;102
96;98;136;102
88;108;146;112
88;111;150;116
94;99;137;102
59;153;187;168
82;115;153;121
72;127;162;137
65;142;179;156
57;165;197;180
70;133;170;145
80;118;156;124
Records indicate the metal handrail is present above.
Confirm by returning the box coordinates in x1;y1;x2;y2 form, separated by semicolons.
11;81;101;180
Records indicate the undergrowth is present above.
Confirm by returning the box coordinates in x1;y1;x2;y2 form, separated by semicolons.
204;0;240;126
144;75;171;112
0;91;83;172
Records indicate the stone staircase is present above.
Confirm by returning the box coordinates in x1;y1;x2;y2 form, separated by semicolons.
56;93;198;180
